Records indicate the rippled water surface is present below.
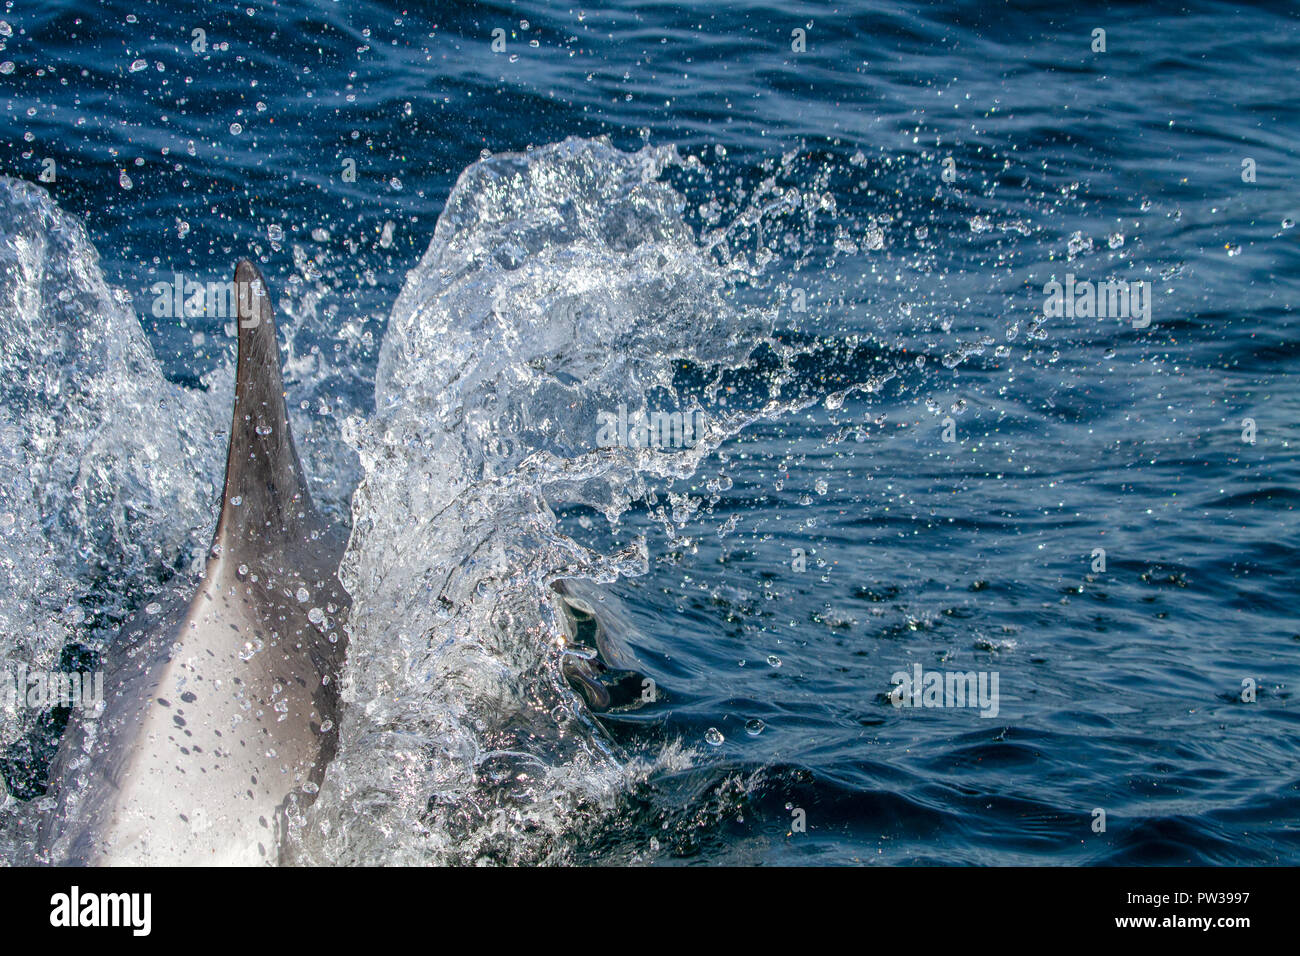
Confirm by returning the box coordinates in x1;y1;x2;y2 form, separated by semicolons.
0;0;1298;865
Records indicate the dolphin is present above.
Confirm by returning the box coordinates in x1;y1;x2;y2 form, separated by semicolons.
32;259;655;866
553;578;655;712
37;260;350;865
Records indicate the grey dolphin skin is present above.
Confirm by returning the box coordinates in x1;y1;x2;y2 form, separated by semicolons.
37;260;350;865
553;579;655;711
33;259;653;866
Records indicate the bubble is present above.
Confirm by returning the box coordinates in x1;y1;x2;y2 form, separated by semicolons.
767;655;782;668
1066;231;1092;257
129;59;147;72
145;603;162;615
296;587;310;603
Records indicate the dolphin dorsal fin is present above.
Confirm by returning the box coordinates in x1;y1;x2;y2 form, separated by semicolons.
211;260;317;561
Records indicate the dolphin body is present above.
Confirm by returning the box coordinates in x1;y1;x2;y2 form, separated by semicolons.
37;261;350;865
33;260;653;866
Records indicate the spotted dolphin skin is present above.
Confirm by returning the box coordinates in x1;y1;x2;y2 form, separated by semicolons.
38;260;350;865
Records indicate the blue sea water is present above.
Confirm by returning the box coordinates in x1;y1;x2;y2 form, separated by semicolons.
0;0;1298;865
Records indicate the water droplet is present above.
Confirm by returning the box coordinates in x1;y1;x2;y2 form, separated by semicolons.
129;59;147;72
705;728;724;746
767;655;782;668
229;495;242;506
296;587;310;603
118;170;133;189
0;62;13;75
145;602;162;615
229;122;243;135
745;718;766;736
308;607;325;625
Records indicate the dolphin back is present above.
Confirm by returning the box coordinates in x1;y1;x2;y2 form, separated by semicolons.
38;260;350;866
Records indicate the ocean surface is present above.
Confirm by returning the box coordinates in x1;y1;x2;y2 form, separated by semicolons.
0;0;1298;865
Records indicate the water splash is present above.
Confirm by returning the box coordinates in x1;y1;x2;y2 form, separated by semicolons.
0;176;223;782
288;137;850;863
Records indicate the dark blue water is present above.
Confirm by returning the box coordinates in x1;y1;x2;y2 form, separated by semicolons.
1;0;1299;864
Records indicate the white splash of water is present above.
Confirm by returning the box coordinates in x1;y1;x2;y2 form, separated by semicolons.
289;137;827;864
0;176;224;765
